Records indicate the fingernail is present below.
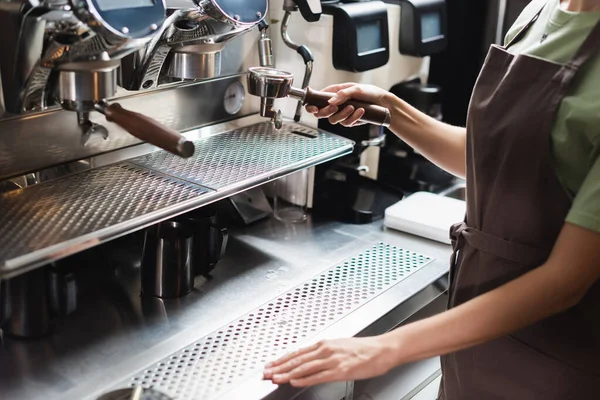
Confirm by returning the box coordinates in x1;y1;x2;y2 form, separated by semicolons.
328;96;340;105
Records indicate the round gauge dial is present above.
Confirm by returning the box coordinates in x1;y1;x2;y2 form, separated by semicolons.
223;81;245;115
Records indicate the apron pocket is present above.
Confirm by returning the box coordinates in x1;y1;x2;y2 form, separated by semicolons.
472;335;597;399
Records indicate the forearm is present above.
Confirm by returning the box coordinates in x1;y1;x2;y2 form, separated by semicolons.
386;93;467;178
383;261;578;366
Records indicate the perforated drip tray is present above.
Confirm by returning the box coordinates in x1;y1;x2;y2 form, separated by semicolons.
96;388;172;400
0;163;209;273
0;121;353;276
129;123;349;190
103;242;434;400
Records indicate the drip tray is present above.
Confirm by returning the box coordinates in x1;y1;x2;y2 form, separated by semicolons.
102;242;435;400
128;123;347;190
0;121;353;277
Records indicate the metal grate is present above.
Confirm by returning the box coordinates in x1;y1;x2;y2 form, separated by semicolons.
0;163;208;266
0;121;352;275
130;122;350;190
97;388;173;400
110;242;434;400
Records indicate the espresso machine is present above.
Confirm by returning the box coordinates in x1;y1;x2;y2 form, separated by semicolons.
0;0;357;395
0;0;200;157
125;0;269;90
0;1;449;400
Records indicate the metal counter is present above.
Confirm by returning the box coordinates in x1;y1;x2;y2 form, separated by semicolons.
0;215;451;400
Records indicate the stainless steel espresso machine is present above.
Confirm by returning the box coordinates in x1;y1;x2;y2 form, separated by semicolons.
0;1;450;400
0;0;198;157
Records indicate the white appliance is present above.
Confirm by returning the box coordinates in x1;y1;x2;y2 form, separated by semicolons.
384;192;465;244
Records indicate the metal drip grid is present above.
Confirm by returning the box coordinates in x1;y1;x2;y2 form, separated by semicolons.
0;122;352;273
130;122;350;190
113;242;434;400
0;163;208;265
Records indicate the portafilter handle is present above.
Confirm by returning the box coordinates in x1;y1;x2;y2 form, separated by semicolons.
95;102;195;158
289;87;391;128
246;67;391;127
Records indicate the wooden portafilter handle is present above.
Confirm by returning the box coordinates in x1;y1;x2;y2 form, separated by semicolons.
301;87;391;127
96;102;195;158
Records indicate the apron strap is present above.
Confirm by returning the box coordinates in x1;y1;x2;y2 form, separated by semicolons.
504;3;546;49
450;223;551;266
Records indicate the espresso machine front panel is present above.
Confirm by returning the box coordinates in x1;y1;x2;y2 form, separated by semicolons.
0;71;257;182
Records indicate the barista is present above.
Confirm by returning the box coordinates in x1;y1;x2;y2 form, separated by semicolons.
263;0;600;398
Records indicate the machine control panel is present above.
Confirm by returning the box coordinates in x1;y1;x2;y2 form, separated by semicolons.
386;0;447;56
323;1;390;72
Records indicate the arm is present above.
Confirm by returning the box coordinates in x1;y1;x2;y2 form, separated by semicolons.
306;83;467;177
263;223;600;386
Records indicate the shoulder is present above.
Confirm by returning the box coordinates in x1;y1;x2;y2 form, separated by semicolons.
504;0;548;45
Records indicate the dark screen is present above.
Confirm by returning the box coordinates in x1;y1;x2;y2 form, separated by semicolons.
421;12;442;41
356;20;383;55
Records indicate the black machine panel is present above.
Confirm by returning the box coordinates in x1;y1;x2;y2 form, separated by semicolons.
384;0;447;56
323;1;390;72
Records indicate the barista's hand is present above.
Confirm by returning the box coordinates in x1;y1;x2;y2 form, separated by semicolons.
263;336;395;387
305;83;393;127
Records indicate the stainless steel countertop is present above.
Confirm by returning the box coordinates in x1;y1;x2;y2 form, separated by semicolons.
0;214;451;400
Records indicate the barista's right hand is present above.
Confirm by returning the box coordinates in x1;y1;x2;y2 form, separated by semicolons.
305;83;392;127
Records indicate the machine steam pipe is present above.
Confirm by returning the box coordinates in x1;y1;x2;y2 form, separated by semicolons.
281;10;314;122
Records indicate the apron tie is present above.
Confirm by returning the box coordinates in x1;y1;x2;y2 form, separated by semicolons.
450;222;551;267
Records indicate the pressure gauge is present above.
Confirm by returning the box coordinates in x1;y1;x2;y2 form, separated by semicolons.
223;81;245;115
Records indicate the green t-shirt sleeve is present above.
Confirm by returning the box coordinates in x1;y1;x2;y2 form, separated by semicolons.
566;149;600;232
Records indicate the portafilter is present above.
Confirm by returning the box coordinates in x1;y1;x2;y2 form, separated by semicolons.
246;67;391;129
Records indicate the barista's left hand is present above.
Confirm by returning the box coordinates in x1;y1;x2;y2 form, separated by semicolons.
262;336;395;387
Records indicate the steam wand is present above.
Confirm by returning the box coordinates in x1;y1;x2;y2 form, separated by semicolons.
281;0;314;122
